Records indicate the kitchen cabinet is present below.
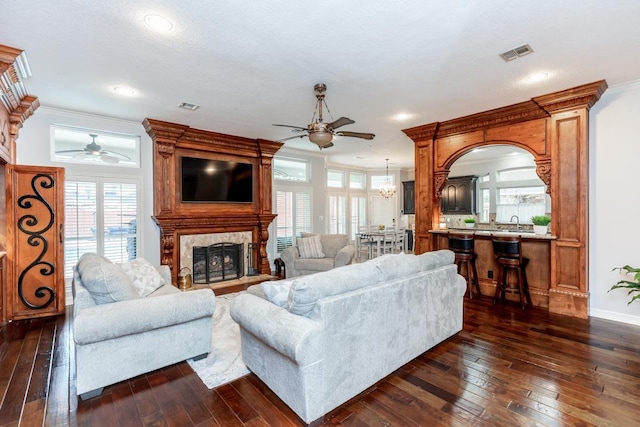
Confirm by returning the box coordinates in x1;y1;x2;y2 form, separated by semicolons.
441;175;476;215
402;181;415;214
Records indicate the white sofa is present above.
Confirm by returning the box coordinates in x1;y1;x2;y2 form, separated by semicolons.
230;250;466;424
280;233;355;278
72;253;216;400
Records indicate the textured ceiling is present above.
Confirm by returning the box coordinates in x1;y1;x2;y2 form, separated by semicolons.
3;0;640;168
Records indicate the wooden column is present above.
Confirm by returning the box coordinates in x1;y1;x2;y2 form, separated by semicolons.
533;82;606;317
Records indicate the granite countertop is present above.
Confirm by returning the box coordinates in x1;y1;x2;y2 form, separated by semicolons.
430;228;557;240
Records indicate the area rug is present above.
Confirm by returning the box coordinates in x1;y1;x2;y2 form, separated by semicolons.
187;291;250;388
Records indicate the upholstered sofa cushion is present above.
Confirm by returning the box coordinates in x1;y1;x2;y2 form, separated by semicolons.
76;253;139;304
302;232;348;258
293;257;335;272
372;252;422;281
417;249;455;271
119;258;166;297
287;262;380;316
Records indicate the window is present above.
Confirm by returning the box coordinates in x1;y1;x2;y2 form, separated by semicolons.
479;188;490;222
497;167;538;181
478;173;490;183
350;195;367;240
496;186;546;223
51;125;139;167
371;175;394;190
64;176;140;279
274;158;310;182
274;190;311;253
327;170;344;188
328;194;347;234
495;167;546;223
349;172;366;190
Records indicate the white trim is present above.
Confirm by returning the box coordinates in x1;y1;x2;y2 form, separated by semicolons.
590;308;640;326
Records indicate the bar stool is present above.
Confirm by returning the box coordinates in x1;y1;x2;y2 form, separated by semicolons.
492;235;532;309
448;233;480;299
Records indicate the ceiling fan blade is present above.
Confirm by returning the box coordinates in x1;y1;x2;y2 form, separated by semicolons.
327;117;355;130
100;153;119;163
277;134;308;142
335;131;376;140
103;150;131;161
56;149;86;154
273;124;307;132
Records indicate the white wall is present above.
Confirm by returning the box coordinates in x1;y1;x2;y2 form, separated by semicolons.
589;80;640;325
15;107;160;264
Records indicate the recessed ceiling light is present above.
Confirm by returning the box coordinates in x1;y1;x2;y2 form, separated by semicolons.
525;72;549;83
112;86;136;97
144;14;173;32
393;113;412;121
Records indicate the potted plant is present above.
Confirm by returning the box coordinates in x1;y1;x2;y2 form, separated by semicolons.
609;265;640;305
531;215;551;234
464;217;476;228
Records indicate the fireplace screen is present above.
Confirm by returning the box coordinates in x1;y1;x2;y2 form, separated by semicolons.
192;242;244;284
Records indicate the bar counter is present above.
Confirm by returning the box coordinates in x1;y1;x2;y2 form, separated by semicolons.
430;228;556;308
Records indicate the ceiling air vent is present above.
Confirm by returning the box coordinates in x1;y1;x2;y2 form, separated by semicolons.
178;102;200;111
499;44;534;62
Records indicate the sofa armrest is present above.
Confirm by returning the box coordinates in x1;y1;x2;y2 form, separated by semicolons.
230;293;321;366
74;288;216;345
334;244;355;267
280;246;299;265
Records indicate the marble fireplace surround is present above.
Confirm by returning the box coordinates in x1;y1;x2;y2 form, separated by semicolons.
180;232;253;280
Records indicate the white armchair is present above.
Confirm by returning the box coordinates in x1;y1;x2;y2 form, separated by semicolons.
280;233;355;278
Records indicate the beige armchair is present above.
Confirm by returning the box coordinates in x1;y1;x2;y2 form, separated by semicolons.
280;233;355;278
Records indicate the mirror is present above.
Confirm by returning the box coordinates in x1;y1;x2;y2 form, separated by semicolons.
448;145;550;224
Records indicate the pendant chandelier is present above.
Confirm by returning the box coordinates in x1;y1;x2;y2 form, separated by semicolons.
379;158;396;199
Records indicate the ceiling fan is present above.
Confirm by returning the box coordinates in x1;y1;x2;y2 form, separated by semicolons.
55;134;131;163
273;83;375;149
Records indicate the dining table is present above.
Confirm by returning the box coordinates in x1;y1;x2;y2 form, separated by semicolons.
355;230;399;259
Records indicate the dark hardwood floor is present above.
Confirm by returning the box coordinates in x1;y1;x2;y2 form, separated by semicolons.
2;295;640;426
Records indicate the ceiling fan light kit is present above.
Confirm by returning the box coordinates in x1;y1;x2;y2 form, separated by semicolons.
273;83;375;149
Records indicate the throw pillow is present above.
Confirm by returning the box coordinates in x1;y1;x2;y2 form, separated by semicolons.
297;235;325;259
119;258;166;297
261;279;295;307
76;253;139;304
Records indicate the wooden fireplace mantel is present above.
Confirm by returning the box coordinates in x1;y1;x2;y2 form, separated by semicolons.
143;118;283;285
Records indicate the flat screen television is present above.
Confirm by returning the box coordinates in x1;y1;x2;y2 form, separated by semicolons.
180;156;253;203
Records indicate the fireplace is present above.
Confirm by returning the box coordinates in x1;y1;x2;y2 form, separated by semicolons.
193;242;244;284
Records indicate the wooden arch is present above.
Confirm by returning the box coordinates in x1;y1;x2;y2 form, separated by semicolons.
403;80;607;318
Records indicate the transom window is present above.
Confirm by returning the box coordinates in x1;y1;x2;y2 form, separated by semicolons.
274;157;310;182
51;125;139;167
349;172;366;190
371;175;394;190
327;170;345;188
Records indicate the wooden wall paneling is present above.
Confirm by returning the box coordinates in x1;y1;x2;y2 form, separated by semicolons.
5;165;65;320
143;119;282;284
404;80;607;318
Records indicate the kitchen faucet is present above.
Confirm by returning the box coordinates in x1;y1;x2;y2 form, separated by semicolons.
510;215;520;230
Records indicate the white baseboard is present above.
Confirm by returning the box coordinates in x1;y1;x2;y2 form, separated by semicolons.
589;308;640;326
